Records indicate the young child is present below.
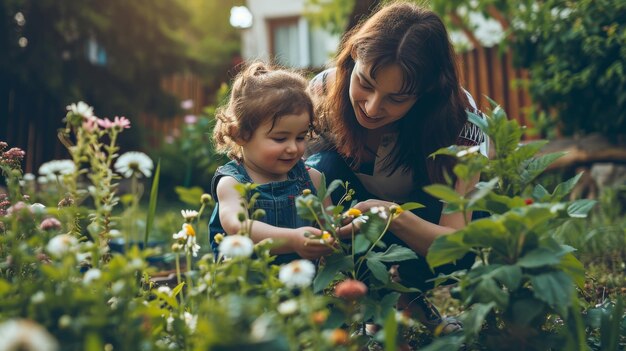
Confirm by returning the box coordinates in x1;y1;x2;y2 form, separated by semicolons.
209;62;333;264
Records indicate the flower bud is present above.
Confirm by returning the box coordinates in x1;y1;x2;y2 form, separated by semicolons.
201;193;213;204
311;310;328;325
302;189;311;196
334;279;368;301
171;243;182;252
40;217;62;231
524;198;534;205
252;208;266;220
214;233;224;244
329;328;349;346
237;212;246;222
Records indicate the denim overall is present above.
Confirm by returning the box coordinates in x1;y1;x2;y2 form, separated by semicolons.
209;159;317;265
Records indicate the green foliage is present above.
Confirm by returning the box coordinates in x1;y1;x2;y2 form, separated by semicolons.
424;101;611;349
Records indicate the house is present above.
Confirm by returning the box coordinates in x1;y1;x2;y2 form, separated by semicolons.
240;0;340;68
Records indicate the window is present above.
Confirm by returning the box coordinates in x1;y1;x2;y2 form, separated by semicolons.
267;17;337;68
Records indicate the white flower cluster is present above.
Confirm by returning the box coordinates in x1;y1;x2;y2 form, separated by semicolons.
38;160;76;179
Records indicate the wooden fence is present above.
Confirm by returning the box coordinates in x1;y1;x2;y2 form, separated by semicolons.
2;46;532;176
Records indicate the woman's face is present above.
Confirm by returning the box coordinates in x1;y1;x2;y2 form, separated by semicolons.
349;60;418;130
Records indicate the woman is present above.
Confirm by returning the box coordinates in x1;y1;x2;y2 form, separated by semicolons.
306;1;487;330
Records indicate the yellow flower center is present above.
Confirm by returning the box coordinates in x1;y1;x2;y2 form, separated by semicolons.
345;208;362;217
184;224;196;237
321;232;331;241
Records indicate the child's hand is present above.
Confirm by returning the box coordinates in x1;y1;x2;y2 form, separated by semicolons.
291;226;334;260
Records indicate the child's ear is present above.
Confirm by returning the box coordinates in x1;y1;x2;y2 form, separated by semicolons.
230;125;245;145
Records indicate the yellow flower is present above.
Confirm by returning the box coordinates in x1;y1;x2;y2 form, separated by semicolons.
183;223;196;237
302;189;312;196
344;208;362;217
389;205;404;216
321;231;332;241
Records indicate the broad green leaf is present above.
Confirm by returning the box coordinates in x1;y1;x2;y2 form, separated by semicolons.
325;178;344;201
567;199;597;218
468;110;488;131
359;214;387;243
532;184;550;201
461;302;496;335
521;152;566;185
490;265;522;290
460;218;507;248
313;254;353;292
353;234;370;254
368;244;418;262
517;248;562;268
384;309;398;351
551;172;583;201
400;202;424;211
175;186;205;206
144;160;161;247
427;232;470;268
316;172;327;200
424;184;465;204
0;279;11;295
474;278;509;308
511;298;546;325
378;292;400;322
385;281;422;293
557;253;585;288
366;259;390;284
530;271;574;315
468;177;499;208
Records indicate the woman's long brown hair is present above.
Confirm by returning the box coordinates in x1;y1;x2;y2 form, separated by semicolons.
321;1;469;184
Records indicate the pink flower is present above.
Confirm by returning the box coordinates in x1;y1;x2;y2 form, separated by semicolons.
180;99;194;110
40;218;62;231
184;115;197;125
82;117;99;132
97;116;131;130
334;279;368;300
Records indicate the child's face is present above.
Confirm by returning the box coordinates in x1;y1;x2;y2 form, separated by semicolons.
239;111;310;183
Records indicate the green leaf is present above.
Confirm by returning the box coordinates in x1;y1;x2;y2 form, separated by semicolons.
468;177;499;208
474;278;509;308
491;265;522;290
532;184;550;201
353;234;370;254
325;178;344;201
316;172;327;200
368;244;418;262
462;302;495;335
384;309;398;351
385;281;422;293
517;248;562;268
313;254;353;293
427;232;470;268
468;110;488;131
567;199;597;218
417;335;465;351
144;160;160;247
366;259;390;284
175;186;205;206
521;151;566;185
511;298;546;325
0;279;11;295
400;202;424;211
551;172;583;201
359;214;387;243
557;253;585;288
423;184;464;204
531;271;574;315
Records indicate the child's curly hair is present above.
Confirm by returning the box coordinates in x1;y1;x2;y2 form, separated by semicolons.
213;62;315;161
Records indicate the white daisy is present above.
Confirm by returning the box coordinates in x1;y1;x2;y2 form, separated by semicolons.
46;234;78;257
114;152;154;178
172;224;201;257
0;319;59;351
370;206;388;219
181;210;199;221
66;101;94;119
218;235;254;258
279;260;316;288
83;268;102;285
38;160;76;177
183;312;197;332
277;299;299;315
